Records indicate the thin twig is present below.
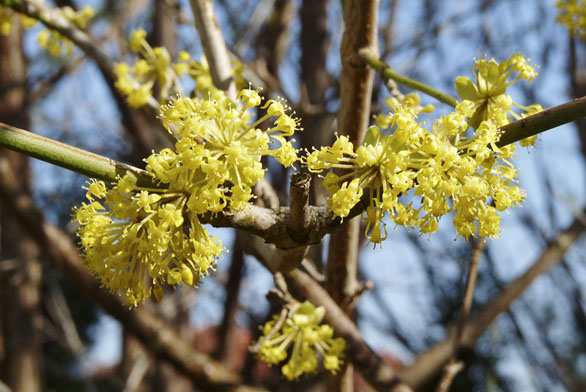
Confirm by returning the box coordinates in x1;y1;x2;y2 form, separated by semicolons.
361;53;459;107
0;122;158;188
248;307;288;353
436;238;486;392
399;217;586;388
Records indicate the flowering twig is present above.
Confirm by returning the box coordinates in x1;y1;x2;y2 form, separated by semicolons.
361;53;459;107
0;157;266;392
1;0;116;85
288;269;413;392
248;306;289;353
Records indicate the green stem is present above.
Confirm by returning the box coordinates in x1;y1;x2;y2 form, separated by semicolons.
497;96;586;147
362;54;459;107
0;122;162;188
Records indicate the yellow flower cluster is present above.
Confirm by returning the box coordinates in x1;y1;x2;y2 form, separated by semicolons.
114;30;246;108
557;0;586;40
174;51;247;100
74;88;301;305
74;176;222;307
148;89;300;211
37;5;95;56
114;29;180;108
257;301;346;380
0;6;37;36
306;93;527;244
455;54;542;146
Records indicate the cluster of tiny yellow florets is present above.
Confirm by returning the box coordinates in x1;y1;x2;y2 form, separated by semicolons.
306;73;534;244
147;89;301;211
114;29;246;108
74;175;222;307
0;6;37;36
37;5;94;56
74;88;301;305
114;29;180;108
257;301;346;381
455;54;542;146
557;0;586;41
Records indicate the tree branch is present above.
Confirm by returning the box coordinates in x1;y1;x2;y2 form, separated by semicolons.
189;0;237;99
1;0;116;85
399;215;586;388
0;122;158;188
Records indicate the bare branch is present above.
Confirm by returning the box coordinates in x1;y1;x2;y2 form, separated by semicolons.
436;238;486;392
189;0;236;98
399;216;586;388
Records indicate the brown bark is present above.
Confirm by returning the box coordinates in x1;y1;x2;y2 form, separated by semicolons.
0;17;42;392
326;2;379;390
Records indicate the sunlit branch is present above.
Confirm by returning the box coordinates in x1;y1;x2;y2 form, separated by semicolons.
361;53;459;107
0;122;159;188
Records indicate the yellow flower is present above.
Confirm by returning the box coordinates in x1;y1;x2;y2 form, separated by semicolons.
149;90;301;213
256;301;346;380
455;54;543;131
35;5;94;56
557;0;586;40
74;177;222;307
306;94;530;243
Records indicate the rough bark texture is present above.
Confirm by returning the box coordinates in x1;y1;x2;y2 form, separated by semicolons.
0;17;43;392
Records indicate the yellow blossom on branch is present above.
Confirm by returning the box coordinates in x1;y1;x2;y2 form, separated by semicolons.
148;89;301;212
36;5;94;56
114;29;179;107
557;0;586;40
74;88;301;305
306;93;529;244
256;301;346;380
455;53;543;143
74;176;222;307
0;6;37;36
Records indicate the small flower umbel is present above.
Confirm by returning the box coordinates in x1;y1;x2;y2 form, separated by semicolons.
306;94;529;244
149;89;301;212
74;176;222;307
73;88;301;306
455;53;543;143
256;301;346;381
36;5;94;56
114;29;184;108
557;0;586;41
